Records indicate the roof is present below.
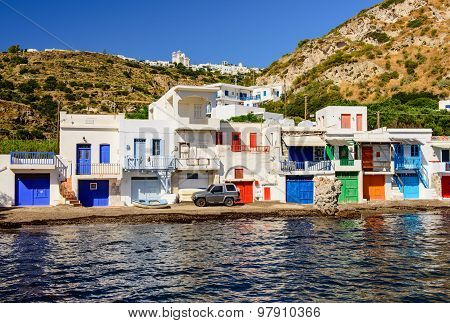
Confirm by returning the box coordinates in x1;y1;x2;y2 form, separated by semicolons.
389;137;424;145
431;142;450;149
283;135;326;147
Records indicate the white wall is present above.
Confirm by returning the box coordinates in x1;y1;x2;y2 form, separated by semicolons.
316;106;367;132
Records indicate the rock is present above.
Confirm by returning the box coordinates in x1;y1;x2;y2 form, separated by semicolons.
314;176;342;216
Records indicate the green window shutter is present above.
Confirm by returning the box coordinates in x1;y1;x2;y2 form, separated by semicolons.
325;145;334;160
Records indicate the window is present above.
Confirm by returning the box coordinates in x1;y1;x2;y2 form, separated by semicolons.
356;114;363;131
187;173;198;180
235;168;244;179
99;144;110;164
442;150;449;162
215;131;223;145
224;90;229;96
313;147;325;161
152;139;161;156
341;114;351;129
376;151;381;158
194;106;203;119
90;183;97;190
411;145;419;157
276;91;280;97
226;184;236;192
263;90;267;96
211;185;223;193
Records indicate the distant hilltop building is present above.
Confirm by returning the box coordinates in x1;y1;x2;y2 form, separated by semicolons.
439;100;450;111
172;50;190;67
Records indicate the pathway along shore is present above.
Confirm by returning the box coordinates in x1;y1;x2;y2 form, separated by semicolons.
0;200;449;229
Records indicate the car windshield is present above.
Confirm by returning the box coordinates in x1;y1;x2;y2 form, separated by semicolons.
206;185;215;192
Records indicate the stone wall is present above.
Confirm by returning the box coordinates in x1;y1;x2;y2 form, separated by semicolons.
314;176;342;215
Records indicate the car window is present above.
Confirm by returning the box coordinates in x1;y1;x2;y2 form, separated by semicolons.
206;185;214;192
226;184;236;192
211;186;223;193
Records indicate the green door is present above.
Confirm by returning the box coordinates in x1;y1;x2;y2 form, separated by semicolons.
339;146;349;163
337;172;359;203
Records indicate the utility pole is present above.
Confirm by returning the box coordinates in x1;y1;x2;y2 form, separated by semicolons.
304;95;308;120
376;111;381;128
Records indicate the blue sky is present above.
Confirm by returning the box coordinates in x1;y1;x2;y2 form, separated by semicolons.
0;0;380;67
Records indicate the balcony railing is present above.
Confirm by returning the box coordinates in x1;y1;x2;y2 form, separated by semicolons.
339;159;355;166
362;160;391;171
231;145;270;153
124;156;175;171
394;157;421;170
10;151;55;165
281;160;333;172
76;163;121;175
176;157;220;170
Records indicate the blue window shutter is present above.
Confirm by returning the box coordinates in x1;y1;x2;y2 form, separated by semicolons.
100;144;110;163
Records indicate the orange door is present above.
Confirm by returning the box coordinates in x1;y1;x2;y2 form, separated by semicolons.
234;181;254;204
264;187;271;200
363;175;385;200
249;133;257;148
232;132;241;152
362;146;373;171
341;114;351;129
356;114;363;131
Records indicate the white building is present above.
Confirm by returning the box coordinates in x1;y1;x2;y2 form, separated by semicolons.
172;50;190;67
438;100;450;111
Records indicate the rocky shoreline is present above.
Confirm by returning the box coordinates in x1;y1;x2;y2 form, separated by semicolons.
0;200;448;229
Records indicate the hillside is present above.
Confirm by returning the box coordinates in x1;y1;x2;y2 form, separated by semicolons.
259;0;449;102
0;50;251;139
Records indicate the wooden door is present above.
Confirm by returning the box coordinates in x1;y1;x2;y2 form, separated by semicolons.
362;146;373;171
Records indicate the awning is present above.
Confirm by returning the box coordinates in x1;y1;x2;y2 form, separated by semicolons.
355;138;391;143
431;142;450;149
283;135;326;147
390;137;424;145
326;138;353;146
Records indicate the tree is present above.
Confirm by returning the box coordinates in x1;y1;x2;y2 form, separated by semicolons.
7;44;21;53
18;79;39;93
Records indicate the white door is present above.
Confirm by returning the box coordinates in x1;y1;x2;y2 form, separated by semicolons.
131;177;161;201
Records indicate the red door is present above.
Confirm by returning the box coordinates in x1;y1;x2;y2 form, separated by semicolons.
249;133;257;148
264;187;271;201
356;114;363;131
442;176;450;198
362;146;373;171
234;181;254;204
232;132;241;152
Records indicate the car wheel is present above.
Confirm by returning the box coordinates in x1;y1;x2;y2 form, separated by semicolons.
224;197;234;207
195;198;206;207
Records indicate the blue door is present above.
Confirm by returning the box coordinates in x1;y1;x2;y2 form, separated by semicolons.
15;174;50;206
76;144;91;175
400;174;419;199
99;144;110;163
286;176;314;204
78;180;109;207
134;139;146;168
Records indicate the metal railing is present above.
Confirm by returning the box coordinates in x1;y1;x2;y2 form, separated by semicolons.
417;166;429;188
76;163;121;175
177;157;220;168
125;156;175;170
280;160;333;172
10;151;55;165
394;157;421;170
392;174;405;193
231;145;270;153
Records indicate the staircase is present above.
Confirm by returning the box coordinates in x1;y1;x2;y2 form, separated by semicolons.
390;175;404;200
60;178;82;207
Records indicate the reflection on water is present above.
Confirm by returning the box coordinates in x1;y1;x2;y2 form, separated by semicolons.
0;213;448;302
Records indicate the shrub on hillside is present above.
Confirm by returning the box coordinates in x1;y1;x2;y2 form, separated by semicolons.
407;18;424;28
366;31;390;43
18;79;39;93
7;44;21;53
9;56;28;65
404;60;419;75
43;76;58;90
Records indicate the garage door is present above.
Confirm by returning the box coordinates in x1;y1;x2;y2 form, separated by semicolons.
443;176;450;198
178;172;209;190
286;176;314;204
337;172;359;203
132;177;161;202
234;181;254;204
15;174;50;206
399;174;419;199
363;175;385;200
78;180;109;207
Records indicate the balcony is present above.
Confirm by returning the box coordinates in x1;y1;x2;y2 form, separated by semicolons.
176;158;220;171
334;159;362;172
394;157;421;170
124;156;176;171
231;145;270;153
76;163;121;177
9;152;56;170
280;160;334;173
362;160;392;172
